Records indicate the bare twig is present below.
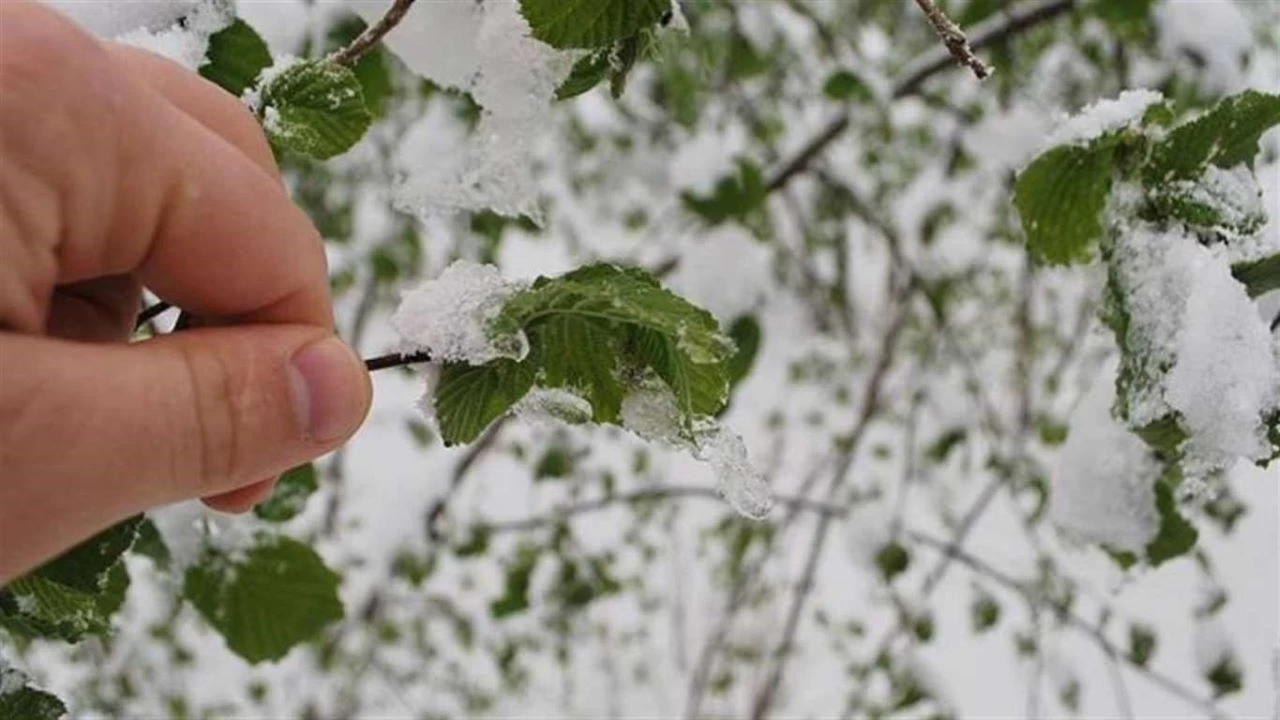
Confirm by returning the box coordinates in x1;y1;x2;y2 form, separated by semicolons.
906;529;1229;719
364;349;433;372
912;0;990;80
329;0;417;67
134;301;173;330
765;0;1076;192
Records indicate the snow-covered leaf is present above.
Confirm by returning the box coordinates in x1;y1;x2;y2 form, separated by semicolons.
32;515;141;593
0;664;66;720
183;536;343;663
1144;90;1280;182
519;0;668;50
259;60;372;160
1231;253;1280;297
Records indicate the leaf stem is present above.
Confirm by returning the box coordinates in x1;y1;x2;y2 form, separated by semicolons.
329;0;418;67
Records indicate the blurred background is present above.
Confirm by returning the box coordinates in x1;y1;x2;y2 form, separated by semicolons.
10;0;1280;717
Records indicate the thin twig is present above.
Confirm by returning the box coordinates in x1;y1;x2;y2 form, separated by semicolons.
911;0;990;80
329;0;418;67
765;0;1076;192
906;529;1229;719
364;350;432;372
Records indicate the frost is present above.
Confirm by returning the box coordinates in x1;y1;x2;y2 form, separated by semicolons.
381;0;575;218
391;260;529;364
1044;89;1163;149
513;388;594;426
1051;368;1162;554
620;377;774;519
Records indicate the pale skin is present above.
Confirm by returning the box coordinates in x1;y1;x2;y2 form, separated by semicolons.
0;2;374;583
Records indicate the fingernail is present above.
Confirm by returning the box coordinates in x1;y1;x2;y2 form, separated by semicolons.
288;336;370;442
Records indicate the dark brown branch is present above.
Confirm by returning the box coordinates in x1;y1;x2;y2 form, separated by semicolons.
764;0;1076;192
912;0;990;80
363;350;432;372
329;0;417;67
134;301;173;330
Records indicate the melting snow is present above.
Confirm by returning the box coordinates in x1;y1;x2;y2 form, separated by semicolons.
391;260;529;364
1043;89;1163;149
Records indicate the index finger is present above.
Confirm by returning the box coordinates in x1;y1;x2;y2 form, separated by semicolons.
2;2;333;328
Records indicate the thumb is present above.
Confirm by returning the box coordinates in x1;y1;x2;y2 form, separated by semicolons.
0;326;370;573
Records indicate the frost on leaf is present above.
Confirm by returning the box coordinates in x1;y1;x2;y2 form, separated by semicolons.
0;656;65;720
1051;368;1161;554
392;260;529;365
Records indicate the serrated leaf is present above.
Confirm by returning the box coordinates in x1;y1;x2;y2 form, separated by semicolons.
183;536;343;663
33;515;141;593
325;16;393;117
629;327;729;420
199;18;272;97
519;0;668;50
0;666;66;720
1144;90;1280;182
260;60;372;160
1231;253;1280;298
435;360;537;446
0;575;113;641
530;315;625;422
1015;141;1117;265
254;463;319;522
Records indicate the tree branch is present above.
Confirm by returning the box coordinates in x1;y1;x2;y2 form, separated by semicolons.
363;349;432;372
329;0;417;67
134;301;173;331
765;0;1076;192
911;0;990;81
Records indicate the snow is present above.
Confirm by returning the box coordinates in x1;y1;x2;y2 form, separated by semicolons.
1157;0;1253;94
619;375;690;448
1194;620;1236;675
667;224;771;323
1165;238;1280;477
1111;224;1280;477
0;658;24;696
391;260;529;365
377;0;574;218
692;421;774;520
1169;164;1274;260
512;388;594;426
1051;367;1162;554
1043;89;1163;149
50;0;232;70
148;501;210;572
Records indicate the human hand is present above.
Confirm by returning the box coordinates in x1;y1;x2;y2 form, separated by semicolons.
0;2;372;583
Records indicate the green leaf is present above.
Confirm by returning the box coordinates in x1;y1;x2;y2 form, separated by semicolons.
1145;481;1199;566
260;60;372;160
0;575;113;641
132;518;171;568
874;542;910;582
725;315;762;389
1205;655;1244;697
556;50;611;100
434;360;537;446
183;535;343;663
1128;623;1157;668
681;159;767;225
1015;141;1118;265
1144;90;1280;182
823;70;872;102
1086;0;1157;38
0;666;66;720
33;515;141;593
254;463;319;522
490;545;540;618
629;326;729;420
199;18;272;97
971;593;1001;633
529;315;625;423
519;0;668;50
1231;252;1280;298
325;16;394;117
